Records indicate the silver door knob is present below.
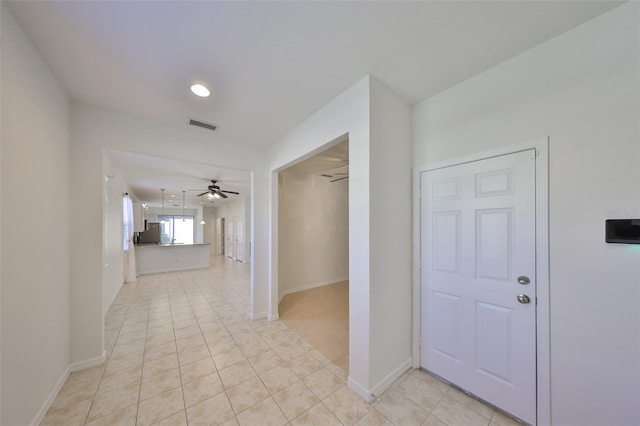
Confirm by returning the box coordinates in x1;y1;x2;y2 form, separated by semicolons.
517;294;531;304
517;276;530;285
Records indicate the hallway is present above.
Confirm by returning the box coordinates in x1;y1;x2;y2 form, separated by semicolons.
42;255;513;426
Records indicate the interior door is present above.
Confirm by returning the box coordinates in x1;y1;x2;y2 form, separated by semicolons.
420;149;536;424
225;217;234;258
235;214;244;262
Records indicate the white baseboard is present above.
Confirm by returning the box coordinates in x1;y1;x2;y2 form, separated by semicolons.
278;277;348;303
248;311;279;321
249;312;279;321
70;350;106;373
30;351;107;426
370;357;413;399
30;365;71;426
347;377;375;403
249;311;267;320
267;313;279;321
347;357;413;403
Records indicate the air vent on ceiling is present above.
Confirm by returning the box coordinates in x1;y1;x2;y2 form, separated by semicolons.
188;118;218;132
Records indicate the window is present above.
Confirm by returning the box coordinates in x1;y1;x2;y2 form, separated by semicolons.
157;215;194;244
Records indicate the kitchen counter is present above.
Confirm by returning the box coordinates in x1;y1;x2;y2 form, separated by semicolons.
136;243;211;247
136;243;211;274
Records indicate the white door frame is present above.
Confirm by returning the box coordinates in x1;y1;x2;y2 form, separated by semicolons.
235;214;244;262
412;139;550;425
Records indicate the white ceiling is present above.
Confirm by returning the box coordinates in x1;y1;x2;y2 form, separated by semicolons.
7;1;621;148
6;1;622;206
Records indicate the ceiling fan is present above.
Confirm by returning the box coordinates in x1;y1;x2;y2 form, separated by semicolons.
195;180;239;199
320;162;349;183
321;173;348;183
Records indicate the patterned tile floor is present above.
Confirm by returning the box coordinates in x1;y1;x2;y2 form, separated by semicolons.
41;255;518;426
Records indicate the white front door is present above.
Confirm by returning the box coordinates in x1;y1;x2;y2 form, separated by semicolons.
420;149;536;424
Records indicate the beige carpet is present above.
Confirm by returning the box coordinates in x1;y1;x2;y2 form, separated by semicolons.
278;281;349;373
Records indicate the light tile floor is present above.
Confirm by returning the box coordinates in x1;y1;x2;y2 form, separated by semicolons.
42;255;519;426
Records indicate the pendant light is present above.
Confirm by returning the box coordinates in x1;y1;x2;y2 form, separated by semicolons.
182;191;186;222
200;195;206;224
161;188;166;221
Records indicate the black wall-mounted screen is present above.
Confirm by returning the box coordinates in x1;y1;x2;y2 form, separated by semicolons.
605;219;640;244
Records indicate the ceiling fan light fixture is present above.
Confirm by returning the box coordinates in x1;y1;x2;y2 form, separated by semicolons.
190;83;210;98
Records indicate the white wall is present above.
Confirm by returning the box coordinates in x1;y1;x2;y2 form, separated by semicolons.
368;78;412;389
412;4;639;424
147;206;198;220
202;207;217;249
70;126;104;367
195;206;204;244
249;164;270;318
1;5;72;424
215;197;245;218
1;10;3;415
278;169;349;299
102;154;131;314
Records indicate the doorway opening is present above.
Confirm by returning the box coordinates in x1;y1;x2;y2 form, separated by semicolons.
277;139;350;372
212;205;248;263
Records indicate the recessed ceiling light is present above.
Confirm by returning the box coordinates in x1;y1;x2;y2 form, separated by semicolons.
190;83;210;98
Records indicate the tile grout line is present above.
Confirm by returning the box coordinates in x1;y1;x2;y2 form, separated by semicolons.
174;273;191;423
132;277;153;426
45;257;504;426
186;271;237;424
83;287;135;426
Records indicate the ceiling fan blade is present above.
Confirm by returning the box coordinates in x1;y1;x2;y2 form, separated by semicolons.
221;190;239;195
196;191;209;197
330;176;349;183
217;190;228;199
323;164;349;174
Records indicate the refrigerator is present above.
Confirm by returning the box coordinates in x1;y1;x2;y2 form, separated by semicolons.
137;222;161;244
